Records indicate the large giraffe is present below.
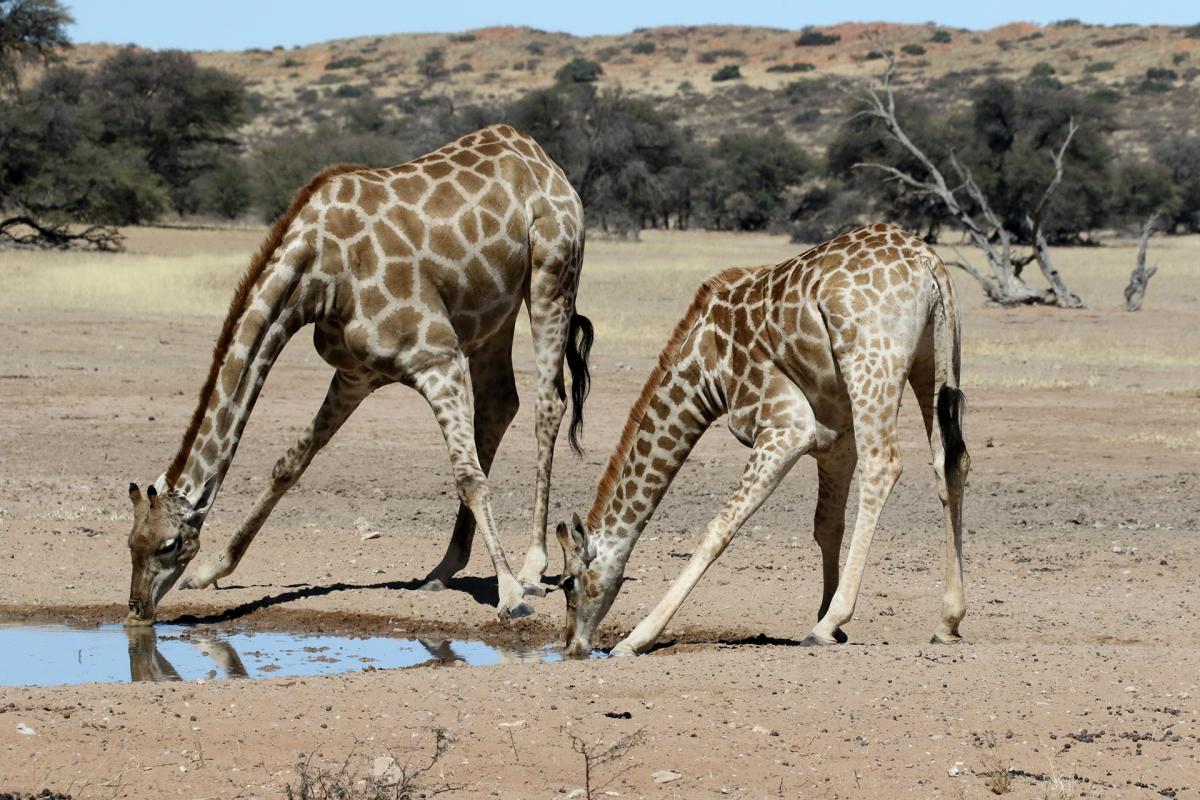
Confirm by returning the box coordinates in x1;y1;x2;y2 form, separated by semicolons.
556;224;969;657
125;124;592;625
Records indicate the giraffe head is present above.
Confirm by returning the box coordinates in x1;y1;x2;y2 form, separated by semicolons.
125;483;200;625
556;512;620;658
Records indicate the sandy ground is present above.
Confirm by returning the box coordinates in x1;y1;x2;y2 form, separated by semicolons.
1;228;1198;799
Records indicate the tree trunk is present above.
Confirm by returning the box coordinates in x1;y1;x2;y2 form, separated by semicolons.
1124;212;1161;312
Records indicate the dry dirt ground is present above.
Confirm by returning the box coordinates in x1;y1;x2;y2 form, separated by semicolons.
1;228;1198;799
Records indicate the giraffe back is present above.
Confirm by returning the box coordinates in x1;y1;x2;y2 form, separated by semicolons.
294;125;583;373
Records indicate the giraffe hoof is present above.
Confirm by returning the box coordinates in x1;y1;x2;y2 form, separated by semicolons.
930;631;963;645
799;633;839;647
609;642;637;658
498;602;534;621
834;628;849;644
419;578;449;592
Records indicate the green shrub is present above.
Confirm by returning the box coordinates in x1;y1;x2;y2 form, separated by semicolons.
555;57;603;83
325;56;366;70
631;41;656;55
1146;67;1178;80
930;30;952;43
450;33;476;43
1030;62;1055;77
864;49;893;60
698;48;746;64
281;57;303;68
901;43;926;56
712;64;742;82
795;30;840;47
1173;52;1191;65
1083;60;1114;73
766;62;815;73
1184;24;1200;39
1052;18;1082;27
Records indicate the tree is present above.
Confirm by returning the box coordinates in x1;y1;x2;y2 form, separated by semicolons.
0;0;72;90
1124;212;1162;311
90;48;250;214
708;130;812;231
1152;135;1200;233
852;54;1085;307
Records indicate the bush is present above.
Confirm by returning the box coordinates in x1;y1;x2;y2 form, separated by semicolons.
1030;62;1055;77
766;62;815;73
901;43;926;56
418;48;447;79
195;157;252;219
450;33;476;43
630;41;656;55
711;64;741;82
325;56;366;70
555;57;603;83
795;29;840;47
1185;24;1200;39
865;50;893;60
281;57;303;68
930;30;952;44
698;48;746;64
1083;60;1114;73
1053;18;1083;27
1146;67;1178;81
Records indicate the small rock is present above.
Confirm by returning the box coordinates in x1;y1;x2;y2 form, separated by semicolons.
16;722;36;735
566;790;586;799
353;517;371;532
371;755;401;784
948;761;964;777
1112;545;1124;554
498;719;525;728
360;531;381;541
751;725;772;735
653;769;682;784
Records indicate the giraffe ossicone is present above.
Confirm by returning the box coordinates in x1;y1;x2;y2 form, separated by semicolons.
125;124;591;625
557;224;970;657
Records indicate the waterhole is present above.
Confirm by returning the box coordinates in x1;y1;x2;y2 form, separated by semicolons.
0;623;570;686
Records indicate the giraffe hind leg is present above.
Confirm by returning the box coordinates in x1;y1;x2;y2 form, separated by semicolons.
516;229;581;590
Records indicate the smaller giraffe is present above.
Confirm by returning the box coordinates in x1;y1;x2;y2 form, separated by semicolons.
557;224;970;657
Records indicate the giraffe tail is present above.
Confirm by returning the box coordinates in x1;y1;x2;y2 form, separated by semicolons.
927;255;969;479
565;311;594;457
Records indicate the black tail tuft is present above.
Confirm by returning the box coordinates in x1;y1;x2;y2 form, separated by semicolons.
566;311;594;457
937;385;968;477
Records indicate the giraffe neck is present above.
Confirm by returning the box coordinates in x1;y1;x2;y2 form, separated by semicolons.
587;354;719;567
162;238;310;525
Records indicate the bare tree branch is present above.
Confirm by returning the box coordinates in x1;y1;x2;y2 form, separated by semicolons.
1124;211;1162;311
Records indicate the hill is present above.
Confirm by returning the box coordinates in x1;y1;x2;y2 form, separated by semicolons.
57;21;1200;157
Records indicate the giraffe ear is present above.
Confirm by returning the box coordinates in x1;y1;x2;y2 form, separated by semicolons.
570;513;596;565
129;483;145;510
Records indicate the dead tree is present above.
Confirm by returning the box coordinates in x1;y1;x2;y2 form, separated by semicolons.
852;54;1085;308
0;215;123;251
1124;211;1161;311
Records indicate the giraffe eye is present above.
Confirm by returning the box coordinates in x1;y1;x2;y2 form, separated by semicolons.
157;538;177;555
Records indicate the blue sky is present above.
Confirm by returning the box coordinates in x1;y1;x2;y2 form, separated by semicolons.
67;0;1196;51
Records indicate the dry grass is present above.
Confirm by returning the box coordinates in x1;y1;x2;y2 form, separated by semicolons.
3;227;1197;399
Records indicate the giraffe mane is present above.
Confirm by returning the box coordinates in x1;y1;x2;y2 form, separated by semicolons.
586;268;742;529
164;163;365;488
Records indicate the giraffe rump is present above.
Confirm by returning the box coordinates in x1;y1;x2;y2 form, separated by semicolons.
164;163;364;487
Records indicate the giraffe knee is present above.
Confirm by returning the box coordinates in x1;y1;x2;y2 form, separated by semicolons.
456;475;489;507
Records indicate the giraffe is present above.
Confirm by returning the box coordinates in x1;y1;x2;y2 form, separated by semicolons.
556;224;969;657
124;124;593;626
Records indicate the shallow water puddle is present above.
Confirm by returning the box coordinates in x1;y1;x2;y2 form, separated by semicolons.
0;623;565;686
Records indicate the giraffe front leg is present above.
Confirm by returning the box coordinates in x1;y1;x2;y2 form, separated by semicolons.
612;428;808;656
182;371;372;590
415;356;533;621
